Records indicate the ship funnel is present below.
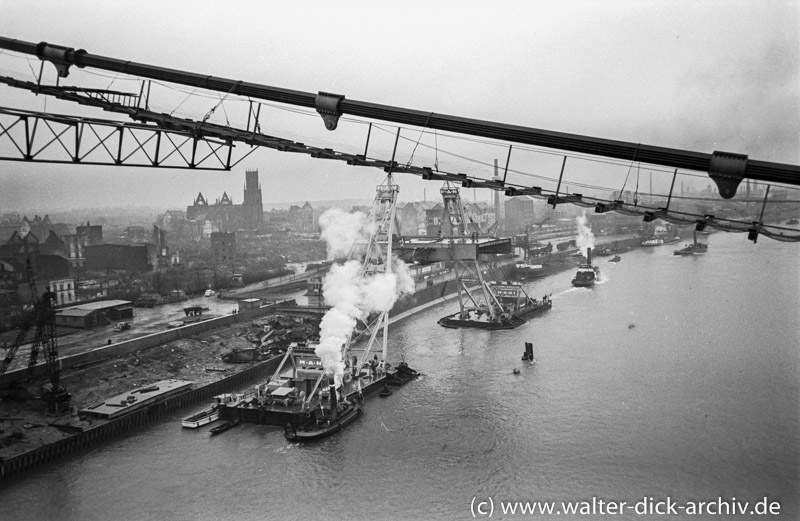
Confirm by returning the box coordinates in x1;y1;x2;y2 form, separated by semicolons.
587;247;593;266
329;384;339;421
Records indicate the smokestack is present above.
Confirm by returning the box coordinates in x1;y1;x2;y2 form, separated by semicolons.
329;384;338;421
587;247;593;266
493;159;504;233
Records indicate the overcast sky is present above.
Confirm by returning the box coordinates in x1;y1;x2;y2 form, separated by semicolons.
0;0;798;213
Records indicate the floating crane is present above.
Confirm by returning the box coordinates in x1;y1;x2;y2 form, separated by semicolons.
0;259;70;414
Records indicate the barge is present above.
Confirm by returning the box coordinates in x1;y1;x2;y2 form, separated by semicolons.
181;393;236;428
209;418;241;435
437;282;552;330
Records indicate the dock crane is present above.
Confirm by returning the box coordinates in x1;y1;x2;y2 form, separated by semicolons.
0;260;70;414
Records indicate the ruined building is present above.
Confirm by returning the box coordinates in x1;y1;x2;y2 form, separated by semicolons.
186;169;264;231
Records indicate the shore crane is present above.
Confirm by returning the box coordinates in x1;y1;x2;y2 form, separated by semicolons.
0;259;70;414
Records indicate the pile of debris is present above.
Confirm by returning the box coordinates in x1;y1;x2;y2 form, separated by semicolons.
221;315;320;363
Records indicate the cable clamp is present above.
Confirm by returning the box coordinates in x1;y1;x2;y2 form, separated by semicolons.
315;91;344;131
35;42;86;78
708;151;747;199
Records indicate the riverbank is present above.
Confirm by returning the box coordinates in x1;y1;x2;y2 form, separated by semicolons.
0;298;303;469
0;232;647;478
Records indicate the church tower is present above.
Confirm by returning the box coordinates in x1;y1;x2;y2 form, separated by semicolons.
242;168;264;229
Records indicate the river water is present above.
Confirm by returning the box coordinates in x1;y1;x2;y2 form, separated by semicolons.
1;232;798;520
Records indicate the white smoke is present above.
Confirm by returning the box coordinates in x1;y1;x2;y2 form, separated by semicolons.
315;209;415;386
316;306;354;381
319;208;369;260
575;213;596;258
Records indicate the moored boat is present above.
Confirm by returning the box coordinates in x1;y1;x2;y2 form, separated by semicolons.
513;251;574;282
181;393;236;429
641;237;664;246
386;361;420;386
608;255;621;262
514;261;546;280
181;408;220;429
209;417;241;435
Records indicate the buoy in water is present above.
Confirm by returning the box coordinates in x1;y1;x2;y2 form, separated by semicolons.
512;368;521;375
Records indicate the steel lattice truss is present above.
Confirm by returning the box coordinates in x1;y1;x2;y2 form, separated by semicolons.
0;106;248;170
0;76;798;242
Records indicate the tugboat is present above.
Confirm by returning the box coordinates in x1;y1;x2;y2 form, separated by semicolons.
571;247;600;287
674;230;708;256
284;385;363;442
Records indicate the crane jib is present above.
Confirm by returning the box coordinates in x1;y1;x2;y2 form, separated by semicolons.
0;36;797;195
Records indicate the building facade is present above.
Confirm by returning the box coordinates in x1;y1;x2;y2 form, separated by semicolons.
75;221;104;245
504;196;539;235
85;243;156;272
287;202;315;233
211;232;236;267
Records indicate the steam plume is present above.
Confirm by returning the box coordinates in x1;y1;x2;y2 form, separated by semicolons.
575;213;596;257
315;208;414;386
319;208;370;260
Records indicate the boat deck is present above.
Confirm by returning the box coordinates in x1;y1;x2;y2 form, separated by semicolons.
438;313;526;330
218;368;407;426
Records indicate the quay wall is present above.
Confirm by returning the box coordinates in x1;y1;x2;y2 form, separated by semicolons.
0;356;283;480
0;299;296;386
388;279;459;325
